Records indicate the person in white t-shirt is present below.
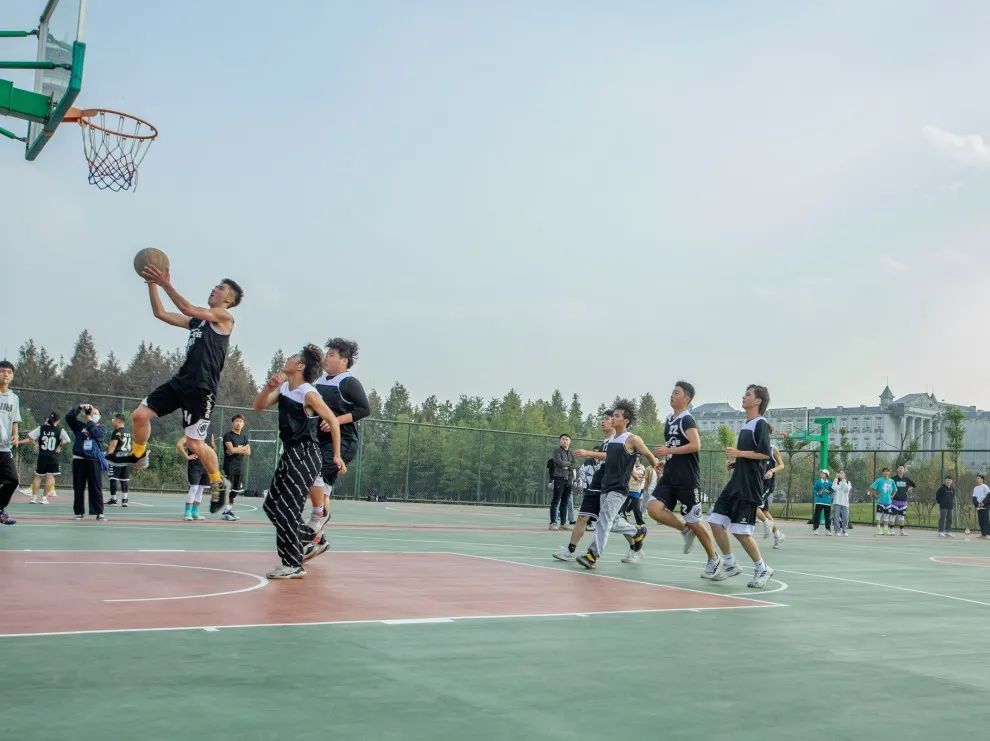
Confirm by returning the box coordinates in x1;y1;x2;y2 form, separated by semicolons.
831;470;853;536
972;475;990;538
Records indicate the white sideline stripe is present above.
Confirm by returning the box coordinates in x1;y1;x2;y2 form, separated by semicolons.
0;603;786;639
382;618;454;625
24;561;268;603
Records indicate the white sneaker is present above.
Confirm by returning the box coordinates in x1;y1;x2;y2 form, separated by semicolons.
812;530;820;535
682;527;696;554
307;512;330;534
28;497;38;504
548;523;559;531
700;555;721;579
552;546;576;562
708;563;741;581
621;550;643;564
825;531;833;536
772;532;785;549
40;497;49;504
266;564;306;579
899;530;908;537
841;532;848;537
748;567;774;589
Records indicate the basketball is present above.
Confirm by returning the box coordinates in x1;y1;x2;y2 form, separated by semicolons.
133;247;169;278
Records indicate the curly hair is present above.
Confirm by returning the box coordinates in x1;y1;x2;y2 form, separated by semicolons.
300;344;324;383
325;337;359;369
613;398;637;428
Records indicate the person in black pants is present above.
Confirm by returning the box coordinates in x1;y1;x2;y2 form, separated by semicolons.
66;404;107;520
935;475;956;537
973;475;990;538
549;434;576;530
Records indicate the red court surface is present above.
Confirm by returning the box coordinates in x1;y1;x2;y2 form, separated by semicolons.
2;551;774;636
932;555;990;568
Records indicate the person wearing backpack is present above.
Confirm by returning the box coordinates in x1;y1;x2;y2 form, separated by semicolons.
66;404;108;521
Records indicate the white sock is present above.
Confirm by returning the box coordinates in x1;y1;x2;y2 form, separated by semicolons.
754;558;767;572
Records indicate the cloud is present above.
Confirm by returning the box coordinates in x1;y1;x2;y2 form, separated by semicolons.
879;255;908;273
923;125;990;167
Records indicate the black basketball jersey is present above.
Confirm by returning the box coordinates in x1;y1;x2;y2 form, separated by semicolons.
36;424;63;464
278;382;319;446
110;428;133;457
764;444;779;493
660;410;700;489
721;416;771;504
599;432;637;495
174;319;230;390
588;437;610;491
313;371;369;449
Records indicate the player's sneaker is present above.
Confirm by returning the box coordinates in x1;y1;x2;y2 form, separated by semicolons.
825;530;833;536
221;510;239;521
748;566;774;589
708;563;741;581
772;532;785;549
73;514;84;520
302;537;329;562
548;522;559;531
621;549;643;564
682;527;696;554
28;496;38;504
0;510;15;525
96;514;108;521
586;523;595;532
631;526;648;551
945;533;954;538
106;498;118;506
266;565;306;579
307;511;330;534
183;507;194;521
899;530;907;536
700;555;722;579
121;499;128;508
559;523;572;531
208;479;227;514
552;546;576;561
576;551;598;570
40;497;49;504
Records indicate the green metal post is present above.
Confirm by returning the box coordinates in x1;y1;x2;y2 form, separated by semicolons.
0;79;51;122
353;434;363;500
476;430;483;502
0;30;38;38
404;424;412;500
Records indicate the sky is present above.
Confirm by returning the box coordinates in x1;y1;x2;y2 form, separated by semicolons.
3;1;990;413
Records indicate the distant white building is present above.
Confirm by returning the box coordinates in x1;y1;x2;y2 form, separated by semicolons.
692;386;980;463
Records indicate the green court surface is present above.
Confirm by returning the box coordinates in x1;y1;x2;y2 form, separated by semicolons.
4;492;990;741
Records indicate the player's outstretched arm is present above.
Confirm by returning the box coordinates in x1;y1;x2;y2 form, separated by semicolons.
573;449;606;460
143;266;232;328
253;374;284;411
307;391;346;475
148;282;191;329
629;434;661;470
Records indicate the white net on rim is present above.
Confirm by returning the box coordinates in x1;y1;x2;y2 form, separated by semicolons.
79;110;158;192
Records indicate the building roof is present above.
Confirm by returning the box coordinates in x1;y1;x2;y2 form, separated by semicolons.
692;402;736;414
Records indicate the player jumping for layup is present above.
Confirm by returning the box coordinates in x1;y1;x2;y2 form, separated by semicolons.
110;267;243;513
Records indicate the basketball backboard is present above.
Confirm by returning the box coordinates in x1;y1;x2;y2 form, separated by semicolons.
25;0;87;160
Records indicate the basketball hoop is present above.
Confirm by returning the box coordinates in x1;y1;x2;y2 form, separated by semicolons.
65;108;158;192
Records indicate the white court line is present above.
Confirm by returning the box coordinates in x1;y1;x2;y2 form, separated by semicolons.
25;561;268;603
647;553;990;609
929;555;990;568
455;552;786;607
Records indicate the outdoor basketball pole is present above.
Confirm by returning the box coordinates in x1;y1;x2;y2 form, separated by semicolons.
786;417;835;472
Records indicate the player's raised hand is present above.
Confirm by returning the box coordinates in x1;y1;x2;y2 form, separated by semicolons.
266;372;287;389
142;264;171;287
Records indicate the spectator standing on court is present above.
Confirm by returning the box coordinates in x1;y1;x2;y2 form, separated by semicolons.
221;414;251;521
812;469;834;534
935;475;956;537
0;360;21;525
972;475;989;538
619;458;648;527
65;404;107;521
549;434;575;530
831;470;852;536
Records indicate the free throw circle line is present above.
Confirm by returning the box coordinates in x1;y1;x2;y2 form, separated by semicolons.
25;561;268;602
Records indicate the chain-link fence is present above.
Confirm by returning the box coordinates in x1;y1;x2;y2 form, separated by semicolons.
9;387;989;531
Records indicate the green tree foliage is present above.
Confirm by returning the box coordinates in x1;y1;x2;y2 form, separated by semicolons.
217;346;258;407
61;330;100;392
944;407;966;469
266;349;286;380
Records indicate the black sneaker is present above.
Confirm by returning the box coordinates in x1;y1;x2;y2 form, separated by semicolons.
109;450;149;470
121;500;128;508
0;510;15;525
208;479;227;514
106;498;118;506
303;536;329;562
631;526;648;552
575;551;598;570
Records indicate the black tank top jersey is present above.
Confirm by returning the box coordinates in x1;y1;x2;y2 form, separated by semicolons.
659;410;700;489
110;428;133;457
599;432;637;495
174;319;231;390
764;444;779;493
36;424;62;465
313;371;368;448
588;438;610;491
278;382;319;446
